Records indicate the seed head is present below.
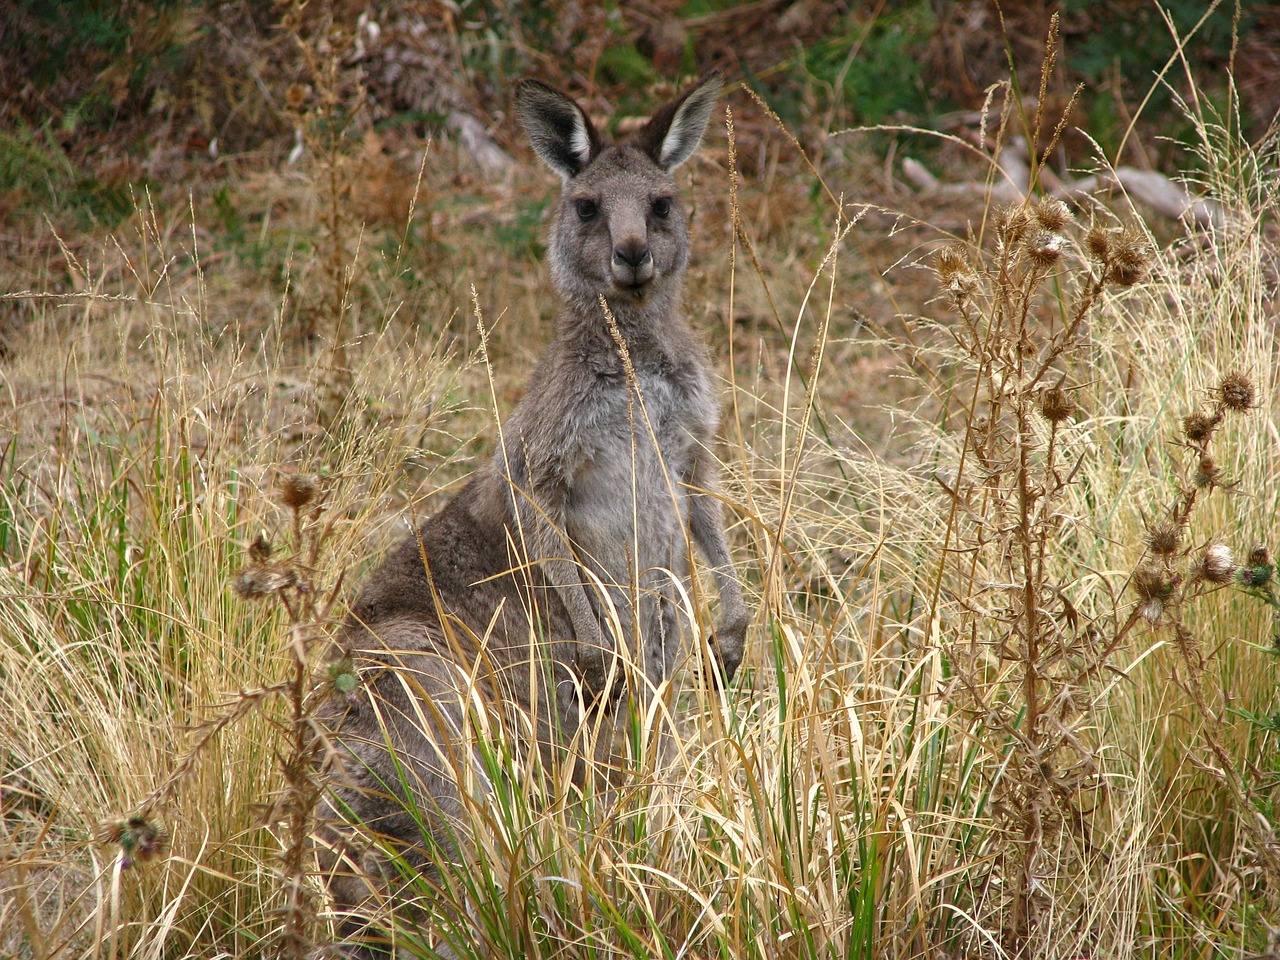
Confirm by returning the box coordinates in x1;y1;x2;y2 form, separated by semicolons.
1181;411;1219;445
1033;198;1074;232
1084;226;1112;261
1194;454;1221;489
1143;521;1182;557
248;531;273;564
232;563;298;600
277;473;320;511
1197;542;1237;584
99;815;168;869
1038;385;1075;424
1248;544;1272;567
1217;372;1256;413
1132;564;1178;622
935;245;978;300
935;245;969;280
1107;230;1150;286
1132;564;1172;601
997;204;1034;245
1027;230;1067;268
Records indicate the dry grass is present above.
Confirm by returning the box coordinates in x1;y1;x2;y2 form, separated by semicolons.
3;37;1279;960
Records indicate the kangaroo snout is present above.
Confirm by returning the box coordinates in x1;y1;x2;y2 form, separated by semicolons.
611;240;654;287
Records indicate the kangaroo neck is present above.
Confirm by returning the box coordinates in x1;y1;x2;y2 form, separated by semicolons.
558;288;686;356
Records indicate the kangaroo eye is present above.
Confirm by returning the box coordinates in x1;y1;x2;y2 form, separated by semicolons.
575;199;598;221
652;197;673;219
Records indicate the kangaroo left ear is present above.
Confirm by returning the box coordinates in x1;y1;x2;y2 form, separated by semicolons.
632;70;724;170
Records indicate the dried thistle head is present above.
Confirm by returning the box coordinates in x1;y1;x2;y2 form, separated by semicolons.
285;83;309;110
997;204;1034;245
248;531;273;564
1084;225;1112;261
1033;197;1073;232
1132;563;1178;622
1143;520;1182;557
935;245;969;280
1194;454;1221;489
1217;372;1256;413
1248;543;1272;567
99;814;168;869
1196;542;1238;584
232;563;298;600
1107;230;1150;286
1027;230;1067;268
1038;385;1075;424
277;473;321;511
1181;411;1219;446
935;245;978;300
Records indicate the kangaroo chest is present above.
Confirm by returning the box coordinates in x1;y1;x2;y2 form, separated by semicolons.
566;356;714;570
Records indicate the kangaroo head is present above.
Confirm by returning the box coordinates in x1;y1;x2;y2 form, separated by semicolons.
515;71;723;311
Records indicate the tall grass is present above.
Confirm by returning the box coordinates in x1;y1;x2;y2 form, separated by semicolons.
2;56;1278;960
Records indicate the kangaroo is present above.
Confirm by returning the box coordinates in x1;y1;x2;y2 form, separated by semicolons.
319;70;748;955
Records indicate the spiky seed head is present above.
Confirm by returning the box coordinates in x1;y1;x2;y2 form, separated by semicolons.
99;815;168;869
1085;226;1112;261
1182;412;1218;445
1038;386;1075;424
1143;521;1182;556
997;204;1034;245
1217;372;1256;412
1248;544;1272;567
1027;231;1067;268
935;245;978;300
277;473;320;511
935;245;969;280
1133;564;1176;622
1033;198;1073;232
1194;455;1221;489
232;564;298;600
1107;231;1149;286
248;531;273;564
1132;564;1171;600
1198;542;1238;584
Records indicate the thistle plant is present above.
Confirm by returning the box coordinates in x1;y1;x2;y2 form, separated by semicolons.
931;199;1147;956
107;471;340;960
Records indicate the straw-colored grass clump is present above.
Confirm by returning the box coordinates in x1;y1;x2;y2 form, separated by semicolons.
3;45;1279;960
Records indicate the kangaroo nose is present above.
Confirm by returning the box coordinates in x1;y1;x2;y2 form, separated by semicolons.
613;243;651;268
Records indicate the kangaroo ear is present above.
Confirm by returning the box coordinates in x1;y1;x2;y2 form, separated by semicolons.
514;79;600;180
633;70;724;170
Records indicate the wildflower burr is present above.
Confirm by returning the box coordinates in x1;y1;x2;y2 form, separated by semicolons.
1038;385;1075;424
277;473;321;511
1217;372;1256;413
99;814;168;869
1197;542;1237;584
232;563;299;600
1084;225;1111;261
1181;412;1219;446
1033;198;1073;232
1143;520;1182;557
1132;564;1177;622
935;245;978;300
1107;230;1149;286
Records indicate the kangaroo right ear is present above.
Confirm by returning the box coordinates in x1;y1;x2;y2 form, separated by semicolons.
514;79;600;180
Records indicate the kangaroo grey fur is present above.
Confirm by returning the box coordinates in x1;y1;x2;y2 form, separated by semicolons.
319;70;748;955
